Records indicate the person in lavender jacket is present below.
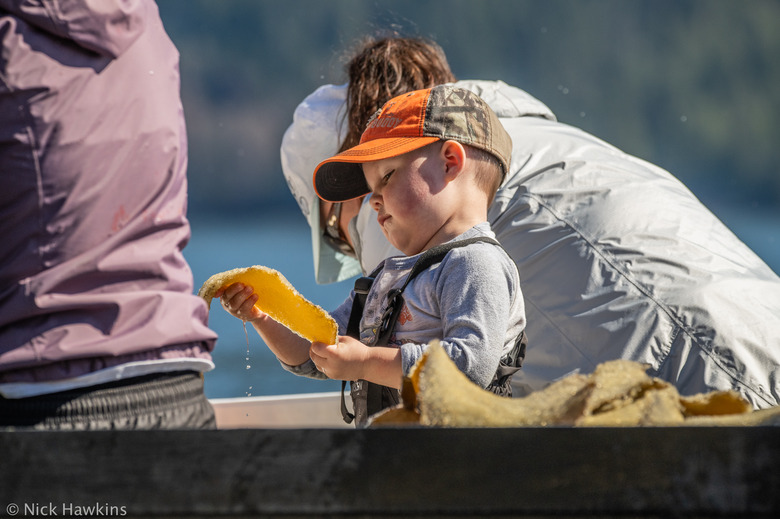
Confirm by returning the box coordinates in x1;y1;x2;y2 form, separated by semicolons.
0;0;217;429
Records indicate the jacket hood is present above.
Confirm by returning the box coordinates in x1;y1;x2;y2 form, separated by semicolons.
0;0;146;58
455;79;556;122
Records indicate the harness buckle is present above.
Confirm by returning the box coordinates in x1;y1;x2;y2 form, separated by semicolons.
353;276;373;295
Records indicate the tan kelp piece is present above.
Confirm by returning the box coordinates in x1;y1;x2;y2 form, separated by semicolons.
198;266;337;344
369;341;780;428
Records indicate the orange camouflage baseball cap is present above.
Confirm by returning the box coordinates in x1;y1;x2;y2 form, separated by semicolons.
313;85;512;202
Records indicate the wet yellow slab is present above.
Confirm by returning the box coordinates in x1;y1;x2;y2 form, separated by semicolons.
198;265;337;345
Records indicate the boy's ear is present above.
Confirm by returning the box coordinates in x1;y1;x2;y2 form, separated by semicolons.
440;140;466;182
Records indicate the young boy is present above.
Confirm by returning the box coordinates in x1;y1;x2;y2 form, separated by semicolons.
221;86;526;425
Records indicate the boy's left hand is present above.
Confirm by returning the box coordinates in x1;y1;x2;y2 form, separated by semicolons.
310;335;368;381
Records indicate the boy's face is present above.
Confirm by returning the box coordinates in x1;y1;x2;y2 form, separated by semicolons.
362;144;450;256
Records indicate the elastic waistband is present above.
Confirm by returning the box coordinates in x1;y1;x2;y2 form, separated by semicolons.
0;371;205;427
0;342;212;384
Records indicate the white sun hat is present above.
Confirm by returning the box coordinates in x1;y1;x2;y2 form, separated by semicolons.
280;83;363;284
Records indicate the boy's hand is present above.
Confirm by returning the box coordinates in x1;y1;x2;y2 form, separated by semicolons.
217;282;262;321
310;336;402;389
310;335;368;381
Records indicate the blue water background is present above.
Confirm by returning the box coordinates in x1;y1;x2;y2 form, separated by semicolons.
186;206;780;400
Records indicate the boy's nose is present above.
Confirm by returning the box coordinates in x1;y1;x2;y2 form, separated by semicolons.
370;193;382;211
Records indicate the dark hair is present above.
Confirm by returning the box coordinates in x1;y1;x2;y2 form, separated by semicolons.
339;36;456;152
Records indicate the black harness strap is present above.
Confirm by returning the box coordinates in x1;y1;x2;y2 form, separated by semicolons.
340;276;373;424
340;236;525;425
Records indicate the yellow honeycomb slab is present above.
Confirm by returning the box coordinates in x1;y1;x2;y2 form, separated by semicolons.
198;265;337;345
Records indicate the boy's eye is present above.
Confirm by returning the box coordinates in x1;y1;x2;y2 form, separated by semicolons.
382;171;394;184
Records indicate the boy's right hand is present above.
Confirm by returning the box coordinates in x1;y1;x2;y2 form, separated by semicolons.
216;282;262;321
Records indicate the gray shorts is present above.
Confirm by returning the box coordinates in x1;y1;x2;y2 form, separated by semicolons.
0;371;215;430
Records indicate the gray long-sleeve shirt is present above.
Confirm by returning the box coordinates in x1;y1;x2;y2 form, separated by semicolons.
286;224;526;389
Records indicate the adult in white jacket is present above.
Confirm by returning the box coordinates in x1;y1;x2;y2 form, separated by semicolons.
281;39;780;410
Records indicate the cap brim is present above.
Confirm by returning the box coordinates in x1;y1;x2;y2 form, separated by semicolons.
314;161;369;203
313;136;440;202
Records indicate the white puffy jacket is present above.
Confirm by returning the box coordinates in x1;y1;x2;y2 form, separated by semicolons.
281;80;780;409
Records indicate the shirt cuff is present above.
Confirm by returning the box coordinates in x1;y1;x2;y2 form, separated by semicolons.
278;357;329;380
